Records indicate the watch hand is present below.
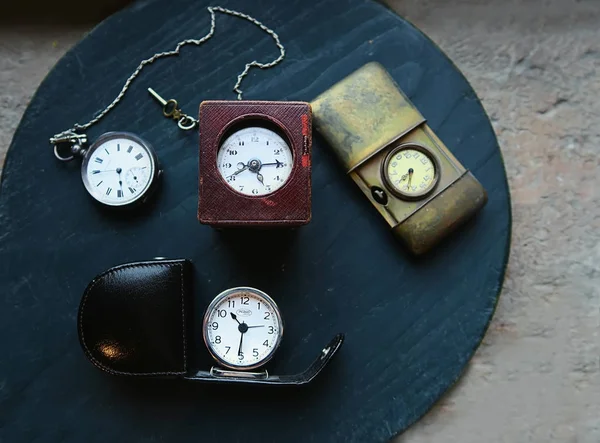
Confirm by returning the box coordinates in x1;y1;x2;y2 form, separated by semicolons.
227;162;249;178
261;160;283;168
257;173;264;186
230;312;241;325
117;167;123;194
407;168;414;189
237;331;244;356
246;325;265;328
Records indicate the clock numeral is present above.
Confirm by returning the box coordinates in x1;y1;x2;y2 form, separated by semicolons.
420;183;427;189
266;141;269;146
210;322;218;330
251;136;259;142
106;187;112;196
265;186;271;192
92;170;100;174
253;348;259;357
217;309;227;318
404;152;412;158
117;144;120;152
420;157;428;164
389;170;398;176
96;181;103;187
268;326;275;335
413;153;420;159
238;352;244;360
391;161;398;167
105;148;110;155
225;346;231;355
264;312;270;320
240;296;249;305
237;141;244;146
412;186;417;191
228;300;235;308
117;190;123;198
263;340;269;347
426;167;433;172
222;163;232;169
396;155;402;160
214;336;221;344
251;189;259;195
128;187;136;194
228;149;238;155
227;175;236;182
94;158;103;164
238;185;244;191
423;175;431;181
273;149;282;155
257;301;261;310
127;145;133;153
135;153;143;161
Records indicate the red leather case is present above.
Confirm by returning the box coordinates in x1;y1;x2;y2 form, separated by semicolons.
198;101;312;227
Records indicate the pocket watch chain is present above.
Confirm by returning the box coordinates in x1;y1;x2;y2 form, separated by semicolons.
50;5;286;158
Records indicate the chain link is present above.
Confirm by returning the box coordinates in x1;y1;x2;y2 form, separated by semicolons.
50;5;286;144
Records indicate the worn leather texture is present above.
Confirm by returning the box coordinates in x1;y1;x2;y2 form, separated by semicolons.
198;100;312;226
78;259;192;376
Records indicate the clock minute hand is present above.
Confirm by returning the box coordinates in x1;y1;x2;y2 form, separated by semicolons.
246;325;265;329
260;160;283;168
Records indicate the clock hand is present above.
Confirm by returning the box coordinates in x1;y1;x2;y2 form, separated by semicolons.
407;168;414;189
227;162;250;178
256;173;265;186
246;325;265;329
117;167;124;195
230;312;241;325
260;160;283;168
237;330;244;356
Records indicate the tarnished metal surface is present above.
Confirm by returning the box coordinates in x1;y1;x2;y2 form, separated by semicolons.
311;62;487;254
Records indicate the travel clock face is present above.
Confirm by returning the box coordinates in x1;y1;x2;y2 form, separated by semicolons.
203;287;284;370
383;144;439;199
217;126;293;197
81;132;159;207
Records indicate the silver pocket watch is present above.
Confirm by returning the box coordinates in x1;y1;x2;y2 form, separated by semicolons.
54;132;161;207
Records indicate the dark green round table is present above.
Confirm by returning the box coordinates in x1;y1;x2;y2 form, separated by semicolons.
0;0;511;441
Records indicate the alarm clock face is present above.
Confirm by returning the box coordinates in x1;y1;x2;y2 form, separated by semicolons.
203;287;284;370
383;143;440;200
81;132;159;207
216;126;293;197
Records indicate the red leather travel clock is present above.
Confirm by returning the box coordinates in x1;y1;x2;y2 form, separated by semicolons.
198;101;312;227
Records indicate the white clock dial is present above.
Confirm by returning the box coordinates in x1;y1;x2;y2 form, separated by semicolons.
81;133;157;206
217;126;293;196
203;287;283;370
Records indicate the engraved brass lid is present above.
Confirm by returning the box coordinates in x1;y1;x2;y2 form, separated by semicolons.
311;62;426;172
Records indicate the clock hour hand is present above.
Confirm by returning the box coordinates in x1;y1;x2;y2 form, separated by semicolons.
230;312;241;325
256;173;265;186
227;162;249;179
246;325;265;329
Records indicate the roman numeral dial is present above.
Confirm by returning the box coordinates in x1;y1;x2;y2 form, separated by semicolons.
81;133;158;207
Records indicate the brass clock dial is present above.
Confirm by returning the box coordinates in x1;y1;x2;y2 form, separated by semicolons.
383;144;439;200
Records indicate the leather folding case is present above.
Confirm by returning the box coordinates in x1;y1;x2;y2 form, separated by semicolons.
78;259;343;385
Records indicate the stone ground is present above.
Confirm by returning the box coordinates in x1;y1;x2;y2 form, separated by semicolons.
0;1;598;442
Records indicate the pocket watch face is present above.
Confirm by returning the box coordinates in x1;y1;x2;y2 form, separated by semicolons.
383;144;439;199
81;132;158;206
217;126;293;196
203;287;283;370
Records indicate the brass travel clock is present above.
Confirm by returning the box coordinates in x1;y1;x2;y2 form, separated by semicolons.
312;62;488;254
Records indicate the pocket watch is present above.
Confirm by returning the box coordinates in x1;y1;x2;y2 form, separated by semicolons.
203;287;283;371
198;101;312;227
312;62;488;255
78;132;162;207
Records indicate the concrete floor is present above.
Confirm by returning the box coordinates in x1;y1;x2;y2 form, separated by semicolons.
1;1;598;442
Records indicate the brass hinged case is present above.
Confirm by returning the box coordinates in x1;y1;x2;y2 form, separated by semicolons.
311;62;487;255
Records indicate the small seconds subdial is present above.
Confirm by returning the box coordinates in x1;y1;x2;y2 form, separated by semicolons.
81;133;157;206
384;144;439;199
217;126;293;196
203;287;283;370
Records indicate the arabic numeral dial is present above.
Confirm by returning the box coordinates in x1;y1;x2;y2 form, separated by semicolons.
203;287;283;370
216;126;294;197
